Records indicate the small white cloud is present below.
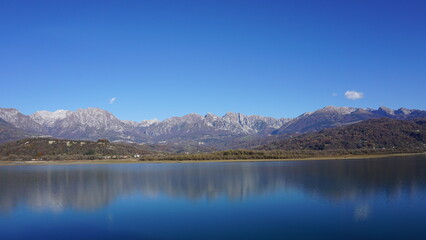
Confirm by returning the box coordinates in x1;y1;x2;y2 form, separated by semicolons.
109;97;117;104
332;93;338;97
345;90;364;100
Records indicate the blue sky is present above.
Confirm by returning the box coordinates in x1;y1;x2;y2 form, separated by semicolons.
0;0;425;121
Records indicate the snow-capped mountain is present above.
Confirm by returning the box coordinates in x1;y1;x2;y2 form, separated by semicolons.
33;108;134;141
0;108;43;132
31;110;72;127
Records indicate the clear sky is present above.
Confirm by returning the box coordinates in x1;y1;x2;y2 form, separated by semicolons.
1;0;425;121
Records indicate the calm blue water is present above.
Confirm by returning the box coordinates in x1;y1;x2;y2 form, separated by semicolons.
1;155;426;239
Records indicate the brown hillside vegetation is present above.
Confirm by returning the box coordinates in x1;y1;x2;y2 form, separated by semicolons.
261;118;426;151
0;138;152;161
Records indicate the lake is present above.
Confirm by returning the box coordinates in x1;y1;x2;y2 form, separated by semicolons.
1;155;426;239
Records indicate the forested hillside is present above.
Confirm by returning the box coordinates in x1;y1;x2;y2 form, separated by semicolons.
262;118;426;151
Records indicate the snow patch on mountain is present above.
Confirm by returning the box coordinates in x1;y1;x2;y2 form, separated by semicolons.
0;108;43;132
319;106;356;115
139;119;160;127
0;108;22;123
31;110;72;126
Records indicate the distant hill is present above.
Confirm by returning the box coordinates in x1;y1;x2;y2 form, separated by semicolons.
274;106;426;134
0;138;152;161
261;118;426;151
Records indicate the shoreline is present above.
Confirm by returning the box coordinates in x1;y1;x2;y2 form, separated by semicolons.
0;152;424;166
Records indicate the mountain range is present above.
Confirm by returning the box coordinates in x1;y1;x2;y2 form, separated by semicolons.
0;106;425;150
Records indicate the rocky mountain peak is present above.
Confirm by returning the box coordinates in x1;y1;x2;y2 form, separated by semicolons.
318;106;356;115
138;119;160;127
65;108;123;129
75;107;112;115
377;106;395;115
397;108;413;115
167;113;203;123
204;112;219;119
224;112;240;118
0;108;20;120
31;110;72;126
0;108;42;132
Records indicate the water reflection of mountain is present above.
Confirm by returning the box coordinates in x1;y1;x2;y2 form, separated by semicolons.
0;155;425;212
